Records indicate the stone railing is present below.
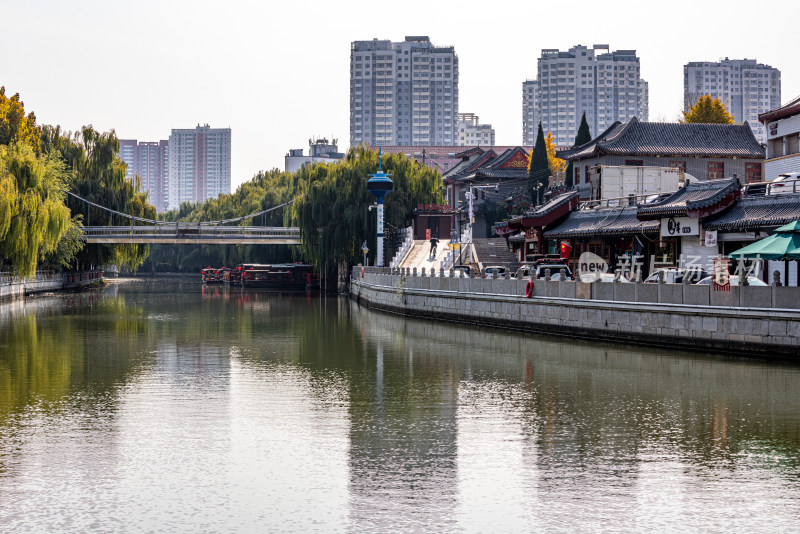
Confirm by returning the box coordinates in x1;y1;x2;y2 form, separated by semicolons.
350;269;800;357
352;267;800;310
389;227;414;269
1;270;104;301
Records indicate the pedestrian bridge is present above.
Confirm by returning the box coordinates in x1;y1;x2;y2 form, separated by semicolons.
67;191;302;246
82;225;301;245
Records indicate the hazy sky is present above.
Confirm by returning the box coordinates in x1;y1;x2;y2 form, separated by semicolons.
5;0;797;190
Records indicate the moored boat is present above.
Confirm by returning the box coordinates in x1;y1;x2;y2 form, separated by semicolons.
240;263;315;289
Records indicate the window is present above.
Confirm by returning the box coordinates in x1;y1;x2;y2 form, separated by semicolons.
745;162;762;183
625;159;644;166
668;160;686;173
707;161;724;179
575;165;580;185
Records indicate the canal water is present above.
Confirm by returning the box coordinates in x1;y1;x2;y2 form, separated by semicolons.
1;277;799;532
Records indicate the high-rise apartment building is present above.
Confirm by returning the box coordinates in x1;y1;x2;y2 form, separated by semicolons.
456;113;495;146
522;44;649;147
119;139;169;212
167;124;231;210
350;36;458;147
684;58;781;142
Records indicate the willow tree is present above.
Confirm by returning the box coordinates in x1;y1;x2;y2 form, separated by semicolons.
292;146;442;271
41;125;155;270
0;142;76;277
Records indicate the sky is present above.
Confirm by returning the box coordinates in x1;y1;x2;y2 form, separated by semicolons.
4;0;798;191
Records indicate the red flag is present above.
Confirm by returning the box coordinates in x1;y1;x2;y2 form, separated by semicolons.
560;241;572;260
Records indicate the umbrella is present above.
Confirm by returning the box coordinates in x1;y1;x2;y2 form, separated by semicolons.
729;220;800;260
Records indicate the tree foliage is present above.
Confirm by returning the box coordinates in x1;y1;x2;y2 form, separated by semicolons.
565;112;592;190
545;132;567;176
147;168;300;272
0;142;76;277
528;122;550;205
41;125;156;270
0;87;40;150
682;95;734;124
292;146;442;268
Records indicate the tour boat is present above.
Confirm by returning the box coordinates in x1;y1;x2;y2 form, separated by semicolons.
201;267;224;284
240;263;315;289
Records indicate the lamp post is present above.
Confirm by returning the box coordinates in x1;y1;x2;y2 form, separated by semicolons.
367;149;393;268
465;186;475;264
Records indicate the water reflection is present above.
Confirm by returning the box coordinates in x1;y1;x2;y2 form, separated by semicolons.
0;278;798;532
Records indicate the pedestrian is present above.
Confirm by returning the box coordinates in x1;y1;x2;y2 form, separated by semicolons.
430;235;439;258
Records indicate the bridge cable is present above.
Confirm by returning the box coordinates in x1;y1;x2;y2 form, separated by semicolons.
65;191;300;226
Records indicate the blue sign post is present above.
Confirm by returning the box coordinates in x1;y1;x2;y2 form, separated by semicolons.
367;149;393;267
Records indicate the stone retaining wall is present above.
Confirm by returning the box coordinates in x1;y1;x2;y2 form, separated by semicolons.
0;271;104;301
350;269;800;358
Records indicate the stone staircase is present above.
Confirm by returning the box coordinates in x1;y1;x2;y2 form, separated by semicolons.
472;238;521;272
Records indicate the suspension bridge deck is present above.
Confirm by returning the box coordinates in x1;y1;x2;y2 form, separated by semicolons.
82;226;302;245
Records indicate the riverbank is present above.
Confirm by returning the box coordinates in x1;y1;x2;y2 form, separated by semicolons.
0;270;105;302
350;268;800;359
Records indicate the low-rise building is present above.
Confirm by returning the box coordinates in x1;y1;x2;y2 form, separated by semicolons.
759;95;800;180
456;113;495;146
285;137;344;173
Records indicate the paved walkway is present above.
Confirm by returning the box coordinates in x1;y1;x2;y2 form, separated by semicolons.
399;240;455;272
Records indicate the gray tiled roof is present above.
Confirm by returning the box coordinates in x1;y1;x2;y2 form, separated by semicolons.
637;178;739;219
558;117;765;161
759;95;800;123
544;206;659;238
527;191;580;218
448;147;531;183
704;194;800;231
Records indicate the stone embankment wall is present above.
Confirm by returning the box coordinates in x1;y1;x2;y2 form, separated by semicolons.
350;268;800;358
0;271;104;301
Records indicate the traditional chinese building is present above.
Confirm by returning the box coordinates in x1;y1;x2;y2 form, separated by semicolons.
442;146;531;238
557;118;765;198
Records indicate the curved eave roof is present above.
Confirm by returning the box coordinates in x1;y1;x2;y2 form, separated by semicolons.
637;178;739;219
558;118;765;161
704;194;800;231
544;206;659;239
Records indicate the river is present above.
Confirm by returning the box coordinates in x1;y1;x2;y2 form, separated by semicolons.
1;277;799;532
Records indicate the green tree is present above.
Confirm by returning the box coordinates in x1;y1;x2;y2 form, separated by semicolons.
565;112;592;190
0;87;40;150
0;142;76;277
292;146;441;270
148;168;300;272
40;125;155;271
682;95;734;124
528;122;549;205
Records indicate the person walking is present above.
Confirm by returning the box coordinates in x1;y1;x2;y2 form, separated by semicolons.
429;235;439;258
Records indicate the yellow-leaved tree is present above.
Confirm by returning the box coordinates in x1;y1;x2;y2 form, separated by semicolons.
682;95;734;124
545;132;567;176
0;87;40;150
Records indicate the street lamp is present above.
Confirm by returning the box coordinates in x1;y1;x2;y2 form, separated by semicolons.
367;148;393;268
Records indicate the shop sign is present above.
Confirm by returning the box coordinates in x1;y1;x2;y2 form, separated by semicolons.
713;258;730;291
704;230;718;247
661;216;699;238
